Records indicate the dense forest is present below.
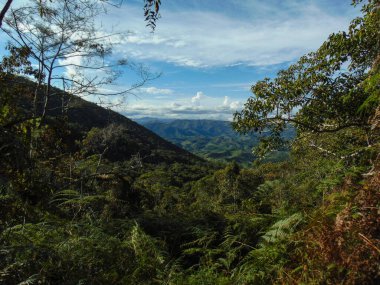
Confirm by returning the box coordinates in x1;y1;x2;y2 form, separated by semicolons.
0;0;379;284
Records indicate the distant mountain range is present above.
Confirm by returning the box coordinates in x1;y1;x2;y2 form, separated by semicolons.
137;118;295;165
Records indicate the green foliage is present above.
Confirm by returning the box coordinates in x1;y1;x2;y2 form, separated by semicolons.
124;223;167;284
82;125;140;162
233;0;380;158
260;213;303;245
0;219;171;284
1;0;379;284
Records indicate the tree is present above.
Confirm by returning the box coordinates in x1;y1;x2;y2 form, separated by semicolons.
0;0;162;29
1;0;157;127
143;0;162;30
233;0;380;159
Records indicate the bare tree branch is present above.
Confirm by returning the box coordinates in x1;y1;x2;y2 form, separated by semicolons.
0;0;12;28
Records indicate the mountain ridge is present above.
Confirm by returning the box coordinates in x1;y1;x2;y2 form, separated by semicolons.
4;76;203;165
139;118;294;165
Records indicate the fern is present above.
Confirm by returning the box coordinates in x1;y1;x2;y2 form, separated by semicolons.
182;227;218;250
17;274;39;285
260;213;304;245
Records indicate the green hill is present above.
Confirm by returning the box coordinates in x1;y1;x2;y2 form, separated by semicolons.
139;119;294;165
3;76;202;166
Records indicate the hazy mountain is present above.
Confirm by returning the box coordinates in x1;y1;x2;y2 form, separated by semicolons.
139;118;294;165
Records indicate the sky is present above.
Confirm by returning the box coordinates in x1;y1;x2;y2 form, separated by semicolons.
1;0;361;121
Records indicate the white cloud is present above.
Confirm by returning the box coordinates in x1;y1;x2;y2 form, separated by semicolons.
223;96;229;106
102;1;356;67
141;87;173;95
221;96;241;110
191;91;204;106
124;33;186;48
229;101;241;110
119;90;244;120
58;53;83;78
122;104;235;120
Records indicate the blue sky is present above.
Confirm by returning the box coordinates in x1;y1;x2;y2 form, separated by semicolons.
1;0;361;120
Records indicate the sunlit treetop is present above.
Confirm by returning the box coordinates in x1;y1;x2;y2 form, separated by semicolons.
233;0;380;158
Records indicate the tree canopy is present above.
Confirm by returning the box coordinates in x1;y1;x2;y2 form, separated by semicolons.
233;0;380;158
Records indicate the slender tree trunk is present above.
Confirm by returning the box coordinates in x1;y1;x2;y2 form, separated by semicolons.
0;0;13;28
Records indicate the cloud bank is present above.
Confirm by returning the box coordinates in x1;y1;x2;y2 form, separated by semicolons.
120;90;244;120
103;0;356;67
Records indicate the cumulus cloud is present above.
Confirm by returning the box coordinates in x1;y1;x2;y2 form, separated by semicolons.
221;96;241;110
120;90;244;120
223;96;229;106
191;91;204;106
229;101;241;110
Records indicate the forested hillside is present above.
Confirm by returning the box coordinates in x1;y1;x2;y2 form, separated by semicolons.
140;119;294;165
1;0;379;284
3;77;201;165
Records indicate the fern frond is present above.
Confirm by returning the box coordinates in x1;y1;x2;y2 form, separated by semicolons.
260;213;303;245
17;274;39;285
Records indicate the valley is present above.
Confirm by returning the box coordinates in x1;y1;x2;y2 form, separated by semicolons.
139;118;294;166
